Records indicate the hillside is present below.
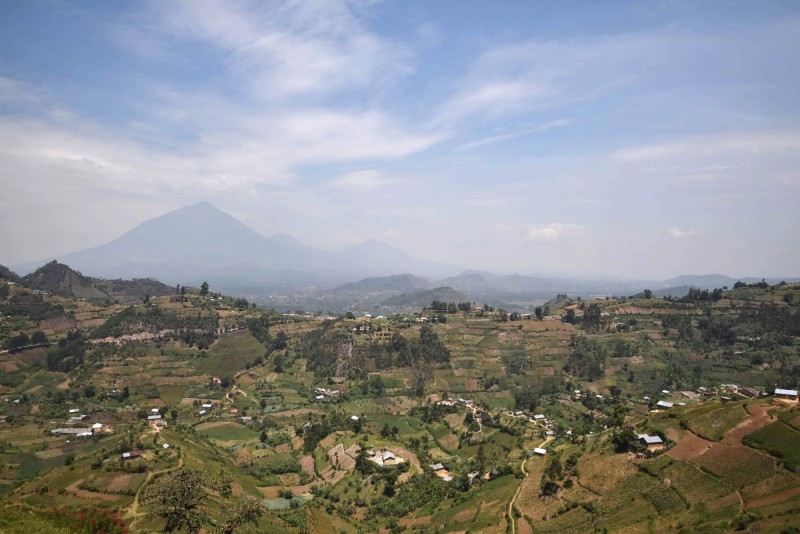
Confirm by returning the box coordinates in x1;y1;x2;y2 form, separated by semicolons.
0;264;21;283
0;279;798;533
22;261;108;300
381;286;469;308
332;273;433;292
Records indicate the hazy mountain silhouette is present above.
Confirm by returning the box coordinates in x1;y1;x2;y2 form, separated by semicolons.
15;202;457;287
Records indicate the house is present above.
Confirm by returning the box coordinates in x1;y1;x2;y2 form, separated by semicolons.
201;403;213;409
150;408;160;413
229;408;239;415
121;450;142;460
92;423;103;432
655;401;673;410
533;414;546;421
382;451;397;465
198;410;207;415
775;388;799;401
147;414;162;421
350;415;360;421
430;463;445;471
638;434;665;451
68;408;80;414
739;387;760;399
533;448;547;456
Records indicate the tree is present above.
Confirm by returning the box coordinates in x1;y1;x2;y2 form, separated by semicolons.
643;289;653;299
273;331;289;351
200;282;209;296
143;469;213;533
218;496;267;534
534;306;544;320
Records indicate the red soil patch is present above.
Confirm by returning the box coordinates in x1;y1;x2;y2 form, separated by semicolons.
453;508;476;522
746;485;800;508
106;474;136;492
707;492;741;510
540;366;555;377
300;455;315;478
723;403;770;445
668;430;714;461
465;379;479;392
272;408;325;417
66;479;119;502
398;515;433;527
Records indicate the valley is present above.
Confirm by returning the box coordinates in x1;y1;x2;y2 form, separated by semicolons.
1;266;798;533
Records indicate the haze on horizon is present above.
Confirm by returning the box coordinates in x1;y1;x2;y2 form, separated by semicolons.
1;1;799;280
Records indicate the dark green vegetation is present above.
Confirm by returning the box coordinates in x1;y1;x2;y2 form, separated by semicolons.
1;271;799;533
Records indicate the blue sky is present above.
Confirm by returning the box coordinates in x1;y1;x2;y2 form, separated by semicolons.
1;0;798;278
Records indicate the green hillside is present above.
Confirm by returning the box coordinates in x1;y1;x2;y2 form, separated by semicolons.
1;278;799;532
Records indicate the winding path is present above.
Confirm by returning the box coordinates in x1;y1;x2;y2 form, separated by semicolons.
125;446;184;531
509;436;553;534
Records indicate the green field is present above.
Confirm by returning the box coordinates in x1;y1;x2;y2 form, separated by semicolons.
744;421;800;472
197;422;259;442
195;331;265;375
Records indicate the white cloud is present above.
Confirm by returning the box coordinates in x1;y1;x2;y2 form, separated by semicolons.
668;227;695;239
144;0;413;99
524;223;585;242
457;119;573;150
330;170;394;192
436;33;667;125
611;131;800;162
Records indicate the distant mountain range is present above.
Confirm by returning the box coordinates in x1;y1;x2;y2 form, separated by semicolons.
13;202;456;291
10;202;798;306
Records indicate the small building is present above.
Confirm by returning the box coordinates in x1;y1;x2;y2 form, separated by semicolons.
655;401;673;410
533;414;545;421
775;388;799;401
430;463;445;471
150;408;160;413
533;448;547;456
638;434;665;451
147;414;162;421
68;408;80;414
350;415;360;421
198;410;207;415
229;408;239;415
122;450;142;460
382;451;397;465
201;403;213;409
739;387;760;399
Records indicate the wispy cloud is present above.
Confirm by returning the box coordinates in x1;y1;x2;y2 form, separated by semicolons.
330;170;395;192
525;222;585;242
458;119;573;150
139;0;413;99
668;227;695;239
611;131;800;162
435;32;668;125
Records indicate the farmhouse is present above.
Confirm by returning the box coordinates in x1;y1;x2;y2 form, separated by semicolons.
775;388;798;401
655;401;674;410
637;434;665;451
121;450;142;460
739;387;761;399
533;448;547;456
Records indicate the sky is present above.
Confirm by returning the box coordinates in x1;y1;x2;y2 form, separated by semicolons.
1;0;799;279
